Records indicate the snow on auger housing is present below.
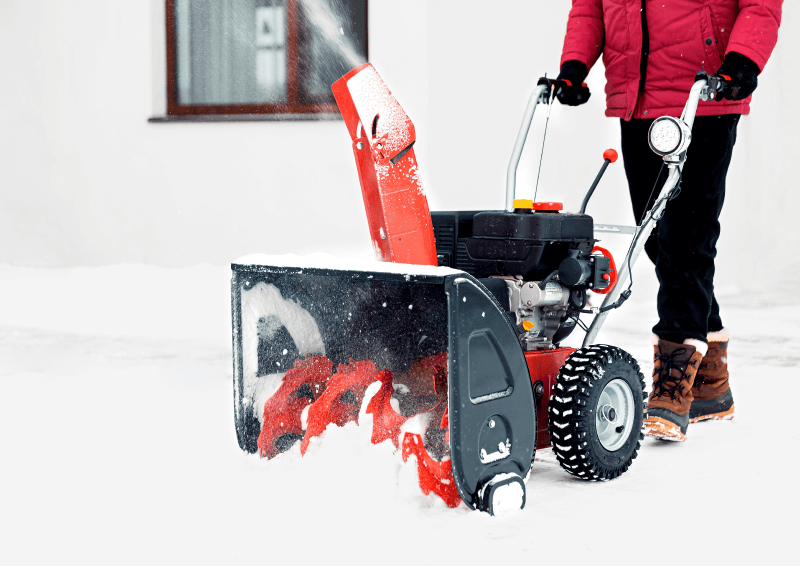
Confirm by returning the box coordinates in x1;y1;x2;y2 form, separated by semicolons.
231;64;731;515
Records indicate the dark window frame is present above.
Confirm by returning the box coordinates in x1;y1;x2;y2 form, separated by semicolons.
164;0;368;118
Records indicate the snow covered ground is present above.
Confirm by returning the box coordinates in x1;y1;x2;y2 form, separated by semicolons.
1;261;798;565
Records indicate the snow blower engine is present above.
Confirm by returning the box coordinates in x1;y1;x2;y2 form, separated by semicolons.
231;64;729;515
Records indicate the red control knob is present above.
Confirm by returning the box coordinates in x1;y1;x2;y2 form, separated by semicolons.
603;149;618;163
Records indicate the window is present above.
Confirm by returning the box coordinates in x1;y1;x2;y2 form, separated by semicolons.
166;0;368;118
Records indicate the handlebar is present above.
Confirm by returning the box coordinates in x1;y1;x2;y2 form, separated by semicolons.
695;71;733;99
505;83;548;211
506;72;730;213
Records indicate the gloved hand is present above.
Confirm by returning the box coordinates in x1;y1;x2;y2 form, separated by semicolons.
716;52;760;101
556;60;591;106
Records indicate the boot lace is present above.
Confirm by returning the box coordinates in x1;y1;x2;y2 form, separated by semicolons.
652;348;695;400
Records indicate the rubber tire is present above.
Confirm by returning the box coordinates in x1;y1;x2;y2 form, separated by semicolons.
548;345;646;480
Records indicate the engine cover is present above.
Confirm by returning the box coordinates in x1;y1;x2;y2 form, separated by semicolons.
472;209;593;240
432;209;596;280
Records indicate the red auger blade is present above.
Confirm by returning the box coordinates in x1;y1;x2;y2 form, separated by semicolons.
441;406;449;445
403;351;448;398
257;355;333;459
300;359;379;455
366;369;408;448
402;433;461;508
367;352;449;448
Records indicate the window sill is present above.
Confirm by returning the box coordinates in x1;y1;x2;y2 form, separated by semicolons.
148;113;342;123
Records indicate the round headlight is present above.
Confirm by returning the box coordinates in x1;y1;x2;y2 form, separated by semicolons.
648;117;683;156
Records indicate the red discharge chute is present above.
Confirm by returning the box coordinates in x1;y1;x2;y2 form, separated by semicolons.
257;355;333;459
300;359;379;455
401;433;461;508
331;64;438;267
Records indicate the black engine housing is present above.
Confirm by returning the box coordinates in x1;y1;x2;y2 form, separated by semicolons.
431;209;602;282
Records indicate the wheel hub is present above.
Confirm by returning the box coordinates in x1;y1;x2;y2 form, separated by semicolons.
598;404;617;422
595;378;635;451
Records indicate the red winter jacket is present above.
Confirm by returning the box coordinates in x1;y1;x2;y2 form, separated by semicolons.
560;0;782;120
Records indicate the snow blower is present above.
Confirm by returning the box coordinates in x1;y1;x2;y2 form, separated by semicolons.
231;64;730;515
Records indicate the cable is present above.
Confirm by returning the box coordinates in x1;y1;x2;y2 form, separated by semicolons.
533;86;556;202
629;162;666;289
537;270;559;290
624;162;669;299
639;163;666;225
598;167;683;314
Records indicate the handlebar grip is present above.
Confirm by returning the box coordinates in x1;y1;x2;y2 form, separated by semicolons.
693;70;733;101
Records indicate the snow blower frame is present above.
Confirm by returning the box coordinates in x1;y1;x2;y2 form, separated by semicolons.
231;65;730;515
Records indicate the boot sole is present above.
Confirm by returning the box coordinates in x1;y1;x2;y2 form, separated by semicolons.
689;404;735;423
643;416;686;442
689;390;734;422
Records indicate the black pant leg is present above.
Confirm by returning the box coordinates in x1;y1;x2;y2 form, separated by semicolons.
619;115;739;343
708;296;723;334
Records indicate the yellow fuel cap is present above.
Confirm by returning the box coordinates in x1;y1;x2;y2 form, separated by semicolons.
513;199;534;209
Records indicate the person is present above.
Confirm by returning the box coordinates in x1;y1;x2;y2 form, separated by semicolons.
556;0;782;441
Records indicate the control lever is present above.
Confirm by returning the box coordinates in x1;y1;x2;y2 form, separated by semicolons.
579;149;618;214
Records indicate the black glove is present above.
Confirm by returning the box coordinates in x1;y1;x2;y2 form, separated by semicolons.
716;52;760;101
556;60;591;106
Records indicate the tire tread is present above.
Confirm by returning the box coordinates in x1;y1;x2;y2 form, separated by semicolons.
548;345;646;481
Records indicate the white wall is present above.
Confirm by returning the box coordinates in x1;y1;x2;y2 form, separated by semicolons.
1;0;797;286
1;0;377;266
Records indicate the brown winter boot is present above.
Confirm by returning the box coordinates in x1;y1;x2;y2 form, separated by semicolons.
690;330;734;423
644;338;705;441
